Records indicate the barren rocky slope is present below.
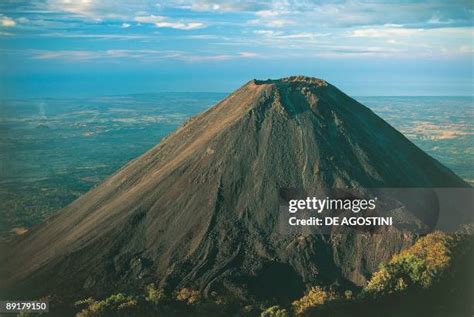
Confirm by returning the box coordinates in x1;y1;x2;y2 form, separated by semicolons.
0;76;469;303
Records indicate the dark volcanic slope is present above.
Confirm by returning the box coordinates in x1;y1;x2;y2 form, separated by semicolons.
1;76;469;302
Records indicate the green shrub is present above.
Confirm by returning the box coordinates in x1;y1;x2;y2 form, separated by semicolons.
145;283;167;304
365;253;425;296
75;293;138;317
364;231;456;297
344;290;353;300
292;286;337;315
176;287;201;305
261;305;289;317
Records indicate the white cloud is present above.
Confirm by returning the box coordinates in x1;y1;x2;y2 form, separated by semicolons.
134;15;162;24
254;30;281;36
45;0;152;19
253;30;327;41
183;0;266;12
26;48;260;62
3;0;472;61
47;0;95;16
12;0;473;31
29;49;182;61
255;10;282;18
1;16;16;27
179;51;260;62
181;34;222;40
39;32;149;40
155;21;203;30
135;15;204;30
33;50;97;60
249;18;293;28
277;33;316;39
350;27;423;38
249;9;293;28
265;19;293;27
239;51;259;57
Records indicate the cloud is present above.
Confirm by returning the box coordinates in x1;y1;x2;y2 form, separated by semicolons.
350;27;423;38
255;10;283;18
253;30;328;40
47;0;96;16
1;0;472;61
249;18;293;28
254;30;281;36
135;15;205;30
277;33;320;39
5;0;473;30
25;49;260;62
243;0;474;29
249;8;294;28
38;32;149;40
1;16;16;27
178;51;260;62
29;49;181;61
239;51;259;58
43;0;162;19
181;34;223;40
174;0;267;12
33;50;98;61
154;21;204;30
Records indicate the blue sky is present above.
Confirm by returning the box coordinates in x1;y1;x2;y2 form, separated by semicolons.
0;0;473;97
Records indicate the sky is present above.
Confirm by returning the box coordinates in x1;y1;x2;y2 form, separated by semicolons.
0;0;473;98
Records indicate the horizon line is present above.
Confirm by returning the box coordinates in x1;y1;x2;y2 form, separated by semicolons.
2;93;473;101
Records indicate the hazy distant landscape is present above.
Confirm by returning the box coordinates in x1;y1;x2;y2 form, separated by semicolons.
1;94;472;236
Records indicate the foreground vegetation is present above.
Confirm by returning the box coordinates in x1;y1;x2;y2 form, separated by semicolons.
66;229;472;317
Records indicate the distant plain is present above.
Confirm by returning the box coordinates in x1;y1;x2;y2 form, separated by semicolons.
1;94;472;235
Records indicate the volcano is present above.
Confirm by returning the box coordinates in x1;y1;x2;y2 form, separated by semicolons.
0;76;469;303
